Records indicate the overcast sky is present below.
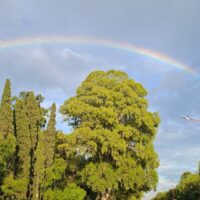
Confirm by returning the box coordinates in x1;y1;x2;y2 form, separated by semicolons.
0;0;200;199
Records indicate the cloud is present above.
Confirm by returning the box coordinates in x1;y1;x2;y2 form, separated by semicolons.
143;176;177;200
0;46;108;93
1;0;200;60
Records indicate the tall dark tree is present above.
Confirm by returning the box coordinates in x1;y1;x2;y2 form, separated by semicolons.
33;132;46;200
41;103;57;197
1;98;32;200
0;79;13;138
15;99;31;178
25;92;43;199
0;79;15;188
45;103;56;167
26;92;41;149
22;91;46;200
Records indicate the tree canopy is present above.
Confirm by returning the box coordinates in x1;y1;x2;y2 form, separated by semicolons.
60;70;160;200
0;70;161;200
0;80;84;200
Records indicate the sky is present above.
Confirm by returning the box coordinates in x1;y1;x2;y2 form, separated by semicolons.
0;0;200;199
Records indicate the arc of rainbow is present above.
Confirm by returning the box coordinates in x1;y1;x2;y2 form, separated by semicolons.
0;35;195;74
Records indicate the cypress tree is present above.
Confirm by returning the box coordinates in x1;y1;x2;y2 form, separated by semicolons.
0;79;15;185
45;103;56;167
33;132;46;200
0;79;13;138
26;92;41;149
1;99;31;200
15;99;31;188
41;103;56;197
25;92;43;200
0;79;15;173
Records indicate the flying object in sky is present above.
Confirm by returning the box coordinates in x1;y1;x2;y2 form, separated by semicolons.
181;115;200;122
181;116;190;120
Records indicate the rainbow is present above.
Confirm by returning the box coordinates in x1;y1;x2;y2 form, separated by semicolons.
0;35;195;74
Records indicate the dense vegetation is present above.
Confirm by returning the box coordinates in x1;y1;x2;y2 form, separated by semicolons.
0;80;85;200
0;70;161;199
152;163;200;200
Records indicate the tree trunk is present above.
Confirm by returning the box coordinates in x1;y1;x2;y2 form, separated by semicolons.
101;190;111;200
35;176;39;200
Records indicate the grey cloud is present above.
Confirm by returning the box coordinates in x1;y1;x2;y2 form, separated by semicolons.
1;0;200;59
0;46;111;95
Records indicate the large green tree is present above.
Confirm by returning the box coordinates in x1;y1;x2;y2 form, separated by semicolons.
0;79;16;189
60;70;160;200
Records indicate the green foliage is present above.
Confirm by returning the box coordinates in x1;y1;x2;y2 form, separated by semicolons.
176;171;200;199
44;183;86;200
0;134;16;184
16;91;47;199
45;103;56;167
53;158;67;181
32;132;46;200
152;166;200;200
0;79;13;138
42;158;67;190
0;79;16;186
81;162;118;193
60;70;160;199
152;192;169;200
0;134;16;166
26;92;43;148
14;99;31;179
0;71;160;200
1;174;28;200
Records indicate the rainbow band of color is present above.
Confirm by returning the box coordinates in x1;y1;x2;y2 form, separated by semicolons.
0;35;195;74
